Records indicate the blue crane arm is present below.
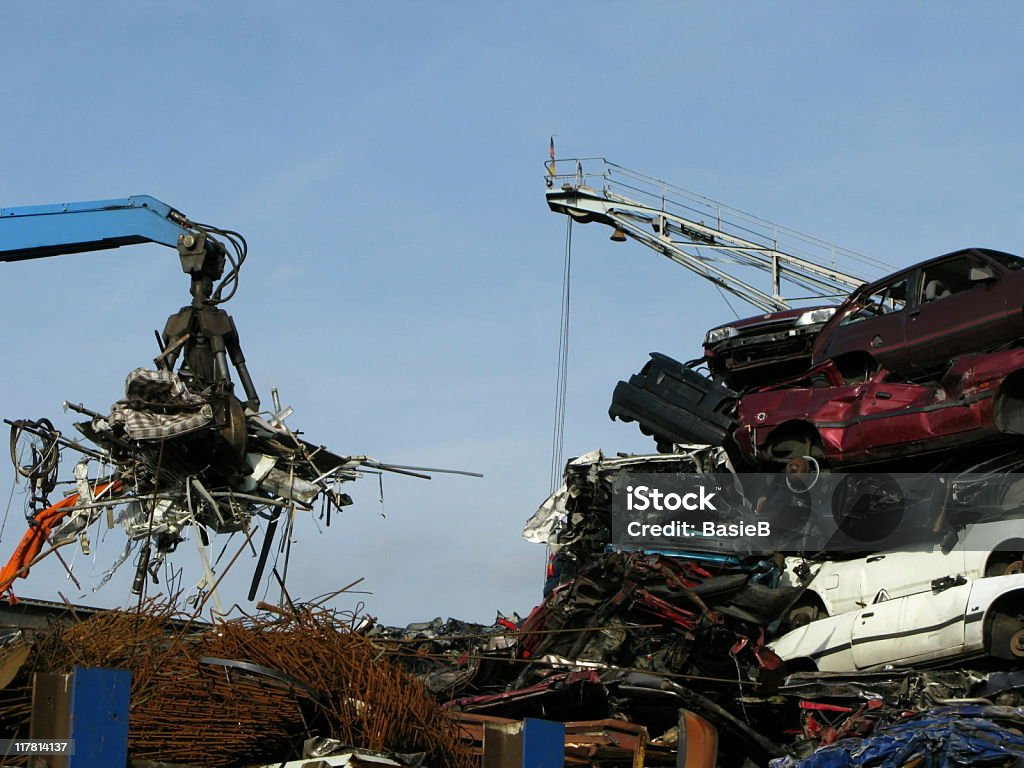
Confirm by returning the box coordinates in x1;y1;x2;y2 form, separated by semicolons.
0;195;195;262
0;193;260;409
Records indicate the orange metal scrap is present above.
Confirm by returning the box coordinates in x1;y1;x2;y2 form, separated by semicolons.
0;481;122;602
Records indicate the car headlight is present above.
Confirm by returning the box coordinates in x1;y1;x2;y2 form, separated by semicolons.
793;307;837;327
705;326;739;345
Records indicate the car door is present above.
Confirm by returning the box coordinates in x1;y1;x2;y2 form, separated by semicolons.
801;557;865;617
849;596;906;668
850;580;969;668
819;277;911;373
892;580;971;665
858;542;965;612
842;372;930;456
907;255;1012;371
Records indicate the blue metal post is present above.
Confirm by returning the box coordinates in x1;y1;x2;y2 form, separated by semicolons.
68;666;131;768
521;718;564;768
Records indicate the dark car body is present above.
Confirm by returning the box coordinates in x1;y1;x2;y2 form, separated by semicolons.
704;305;837;390
610;352;738;451
811;248;1024;377
735;346;1024;468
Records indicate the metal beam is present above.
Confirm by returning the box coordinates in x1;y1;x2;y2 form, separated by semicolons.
0;195;191;262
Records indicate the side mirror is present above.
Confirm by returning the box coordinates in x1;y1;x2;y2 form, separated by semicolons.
970;265;997;282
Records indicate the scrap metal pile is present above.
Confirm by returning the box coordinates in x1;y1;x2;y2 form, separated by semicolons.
365;246;1024;765
0;600;475;767
369;448;1024;766
0;196;460;609
1;378;383;606
5;186;1024;765
370;453;787;765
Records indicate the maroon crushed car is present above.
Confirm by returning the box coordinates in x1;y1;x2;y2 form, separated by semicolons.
733;346;1024;468
703;305;838;390
811;248;1024;379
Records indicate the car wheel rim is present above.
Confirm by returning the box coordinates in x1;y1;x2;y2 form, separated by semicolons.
1011;628;1024;658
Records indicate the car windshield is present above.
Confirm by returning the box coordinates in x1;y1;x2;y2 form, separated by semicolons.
839;279;908;325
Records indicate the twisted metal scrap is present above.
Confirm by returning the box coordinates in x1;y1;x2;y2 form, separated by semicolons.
1;601;474;768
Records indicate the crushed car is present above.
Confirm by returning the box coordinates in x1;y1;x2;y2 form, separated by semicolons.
608;354;740;454
781;512;1024;627
734;346;1024;469
769;571;1024;672
704;305;837;391
611;344;1024;472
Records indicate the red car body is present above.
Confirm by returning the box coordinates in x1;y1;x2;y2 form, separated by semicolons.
734;347;1024;468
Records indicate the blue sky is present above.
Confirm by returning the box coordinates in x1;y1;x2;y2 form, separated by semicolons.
1;3;1023;624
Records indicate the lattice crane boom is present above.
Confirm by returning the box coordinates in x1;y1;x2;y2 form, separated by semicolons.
545;158;890;312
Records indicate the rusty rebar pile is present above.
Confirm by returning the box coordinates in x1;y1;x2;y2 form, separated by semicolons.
1;602;474;767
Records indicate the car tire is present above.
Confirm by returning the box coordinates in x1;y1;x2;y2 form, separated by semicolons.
767;430;826;466
987;611;1024;661
785;601;824;631
986;555;1024;578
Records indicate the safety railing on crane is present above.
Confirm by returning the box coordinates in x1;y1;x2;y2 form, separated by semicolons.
545;157;892;312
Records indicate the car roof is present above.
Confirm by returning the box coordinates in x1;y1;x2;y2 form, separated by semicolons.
851;247;1020;296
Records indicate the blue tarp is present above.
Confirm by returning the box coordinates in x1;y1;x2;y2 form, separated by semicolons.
771;706;1024;768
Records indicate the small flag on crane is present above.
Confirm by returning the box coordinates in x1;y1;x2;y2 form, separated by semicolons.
548;136;556;177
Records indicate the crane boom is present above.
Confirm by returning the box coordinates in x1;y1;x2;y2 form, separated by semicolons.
0;195;195;262
545;158;891;312
0;194;259;409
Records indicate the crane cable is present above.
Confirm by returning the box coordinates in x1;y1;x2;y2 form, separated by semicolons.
549;217;573;493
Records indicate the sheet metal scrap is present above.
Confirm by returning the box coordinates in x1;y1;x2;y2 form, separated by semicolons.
0;601;475;768
0;366;433;602
367;615;520;697
249;749;427;767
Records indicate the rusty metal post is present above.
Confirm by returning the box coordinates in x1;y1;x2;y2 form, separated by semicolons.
677;708;719;768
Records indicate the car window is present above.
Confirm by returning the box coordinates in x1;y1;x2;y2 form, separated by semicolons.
839;279;909;326
919;256;989;303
